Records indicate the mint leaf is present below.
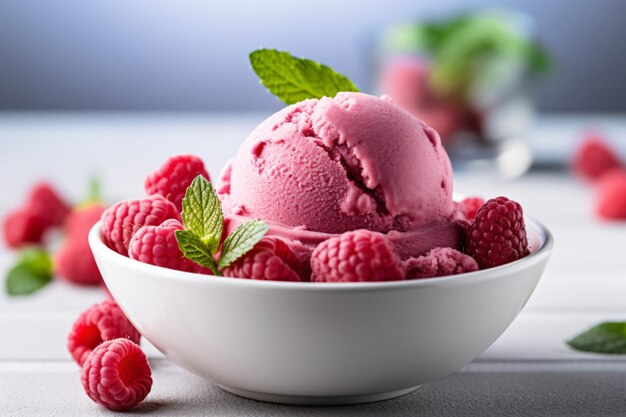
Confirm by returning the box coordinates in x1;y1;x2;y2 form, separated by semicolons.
218;220;269;268
175;230;220;276
567;322;626;354
249;49;359;105
180;175;223;255
6;248;53;296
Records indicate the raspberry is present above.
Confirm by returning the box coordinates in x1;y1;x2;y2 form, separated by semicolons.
572;135;622;182
2;182;70;248
65;203;106;237
128;219;210;273
311;230;406;282
55;238;103;285
459;196;485;222
405;247;478;279
466;197;529;269
68;300;141;366
27;182;71;228
596;169;626;220
101;195;180;256
55;204;107;285
145;154;210;211
223;237;301;281
81;338;152;411
2;208;45;248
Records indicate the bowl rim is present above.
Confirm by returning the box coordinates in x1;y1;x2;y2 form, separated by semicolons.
89;217;552;292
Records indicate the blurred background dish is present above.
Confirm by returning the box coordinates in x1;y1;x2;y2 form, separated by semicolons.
375;10;547;176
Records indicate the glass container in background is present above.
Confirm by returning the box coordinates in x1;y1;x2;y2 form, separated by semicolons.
372;10;551;178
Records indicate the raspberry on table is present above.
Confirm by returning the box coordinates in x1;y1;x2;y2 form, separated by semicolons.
572;135;622;182
68;300;141;366
465;196;530;269
81;338;152;411
2;182;70;248
405;247;478;279
459;196;485;222
65;203;106;237
311;230;406;282
2;209;46;248
596;169;626;220
55;204;107;285
223;237;301;281
128;219;211;273
55;237;103;285
27;182;71;228
101;195;180;256
145;154;210;211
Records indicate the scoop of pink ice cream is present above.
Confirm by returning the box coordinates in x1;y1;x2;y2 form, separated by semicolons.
221;92;465;279
227;92;455;234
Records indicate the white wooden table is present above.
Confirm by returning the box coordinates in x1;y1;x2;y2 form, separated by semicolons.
2;114;626;416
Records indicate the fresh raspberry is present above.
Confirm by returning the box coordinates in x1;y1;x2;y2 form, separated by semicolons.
55;204;107;285
459;196;485;222
311;230;406;282
223;237;301;281
55;238;103;285
466;197;529;269
2;182;70;248
572;135;622;182
2;208;46;248
128;219;211;273
68;300;141;366
101;195;180;256
596;169;626;220
405;247;478;279
27;182;71;228
81;338;152;411
145;154;210;211
65;204;106;237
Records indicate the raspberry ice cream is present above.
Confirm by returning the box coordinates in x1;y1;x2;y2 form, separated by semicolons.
219;92;466;278
86;50;532;284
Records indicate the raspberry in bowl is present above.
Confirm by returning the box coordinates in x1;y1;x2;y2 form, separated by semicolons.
88;50;552;405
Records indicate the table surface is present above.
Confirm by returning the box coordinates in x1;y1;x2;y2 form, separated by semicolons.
1;113;626;416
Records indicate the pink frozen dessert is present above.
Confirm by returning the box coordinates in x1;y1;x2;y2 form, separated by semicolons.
218;92;467;279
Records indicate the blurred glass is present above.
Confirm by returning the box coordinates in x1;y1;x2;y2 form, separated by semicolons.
372;9;550;178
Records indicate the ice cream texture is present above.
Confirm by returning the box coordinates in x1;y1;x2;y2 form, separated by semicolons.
220;92;465;277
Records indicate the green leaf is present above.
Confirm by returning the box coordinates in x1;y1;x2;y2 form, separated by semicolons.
6;248;53;296
175;230;220;276
249;49;359;105
567;322;626;354
87;176;102;204
180;175;223;255
218;220;269;268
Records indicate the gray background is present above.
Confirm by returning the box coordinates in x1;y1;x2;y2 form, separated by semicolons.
0;0;625;112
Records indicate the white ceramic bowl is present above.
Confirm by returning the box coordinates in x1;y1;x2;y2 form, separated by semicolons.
89;218;552;406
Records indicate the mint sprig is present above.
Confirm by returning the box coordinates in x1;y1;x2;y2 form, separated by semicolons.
249;48;359;105
6;248;53;296
568;322;626;354
218;220;269;268
180;175;223;255
175;230;220;275
175;175;268;275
